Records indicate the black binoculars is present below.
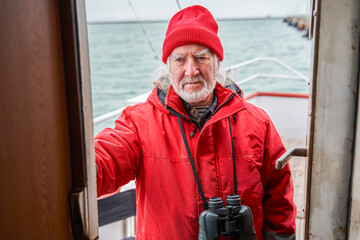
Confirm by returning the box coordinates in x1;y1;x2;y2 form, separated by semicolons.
198;195;256;240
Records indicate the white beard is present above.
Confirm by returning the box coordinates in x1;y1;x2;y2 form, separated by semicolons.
171;75;216;105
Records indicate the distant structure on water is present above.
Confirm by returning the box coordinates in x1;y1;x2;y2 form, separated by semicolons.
283;16;309;38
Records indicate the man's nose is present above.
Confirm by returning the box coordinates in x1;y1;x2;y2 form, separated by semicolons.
184;59;200;78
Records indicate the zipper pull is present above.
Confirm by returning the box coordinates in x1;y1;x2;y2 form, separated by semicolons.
190;125;198;138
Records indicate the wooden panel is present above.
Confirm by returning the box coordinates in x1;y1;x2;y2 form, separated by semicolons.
0;0;73;239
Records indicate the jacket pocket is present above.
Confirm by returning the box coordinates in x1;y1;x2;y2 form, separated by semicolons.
218;153;264;205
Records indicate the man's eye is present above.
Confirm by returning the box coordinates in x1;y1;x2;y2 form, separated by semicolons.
196;56;206;61
175;58;184;62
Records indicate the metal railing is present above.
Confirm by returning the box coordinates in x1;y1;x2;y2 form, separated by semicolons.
93;57;309;126
227;57;309;85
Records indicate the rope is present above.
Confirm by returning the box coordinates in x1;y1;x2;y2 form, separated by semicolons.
175;0;182;10
128;0;160;61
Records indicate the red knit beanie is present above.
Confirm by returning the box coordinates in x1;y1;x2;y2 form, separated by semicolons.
162;5;223;63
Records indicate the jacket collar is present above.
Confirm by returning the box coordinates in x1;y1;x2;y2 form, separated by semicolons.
147;81;247;117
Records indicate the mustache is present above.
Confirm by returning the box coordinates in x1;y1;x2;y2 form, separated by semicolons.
179;75;206;89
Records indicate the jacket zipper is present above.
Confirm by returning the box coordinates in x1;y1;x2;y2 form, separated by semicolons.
167;93;239;213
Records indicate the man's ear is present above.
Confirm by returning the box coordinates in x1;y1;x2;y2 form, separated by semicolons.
214;56;220;71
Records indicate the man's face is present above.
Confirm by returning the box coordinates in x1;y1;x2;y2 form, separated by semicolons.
169;44;218;106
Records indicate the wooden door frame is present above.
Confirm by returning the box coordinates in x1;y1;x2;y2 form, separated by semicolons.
60;0;98;238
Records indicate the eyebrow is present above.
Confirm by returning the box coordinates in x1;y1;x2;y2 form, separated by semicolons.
194;48;209;56
171;53;185;60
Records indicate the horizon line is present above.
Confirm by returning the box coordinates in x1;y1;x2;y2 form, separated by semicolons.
87;15;308;25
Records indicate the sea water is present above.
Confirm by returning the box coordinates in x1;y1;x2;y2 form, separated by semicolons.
87;19;311;134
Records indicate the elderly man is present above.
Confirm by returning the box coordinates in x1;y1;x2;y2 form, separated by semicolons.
95;5;296;240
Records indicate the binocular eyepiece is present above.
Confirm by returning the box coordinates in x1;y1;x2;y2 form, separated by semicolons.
198;195;256;240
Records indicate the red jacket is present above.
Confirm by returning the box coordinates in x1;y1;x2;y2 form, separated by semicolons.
95;82;296;240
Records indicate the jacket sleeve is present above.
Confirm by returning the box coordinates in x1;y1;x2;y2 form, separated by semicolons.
260;118;297;239
94;108;141;198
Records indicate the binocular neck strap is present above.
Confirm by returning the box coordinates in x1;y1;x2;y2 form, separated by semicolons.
228;117;238;195
177;116;238;210
177;117;208;210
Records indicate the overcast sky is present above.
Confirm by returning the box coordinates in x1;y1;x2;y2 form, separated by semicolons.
85;0;309;22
